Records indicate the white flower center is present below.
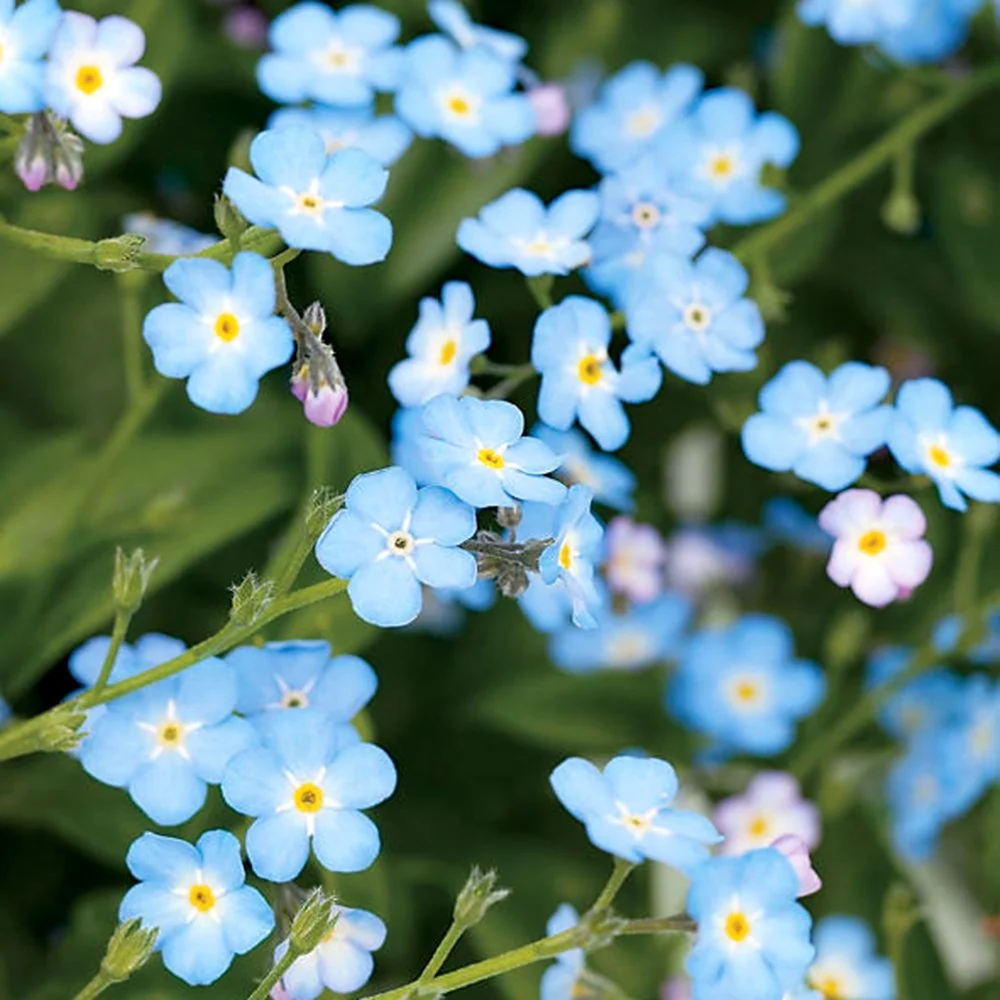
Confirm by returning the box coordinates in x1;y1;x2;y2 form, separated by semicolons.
625;105;662;138
683;302;712;332
386;530;415;556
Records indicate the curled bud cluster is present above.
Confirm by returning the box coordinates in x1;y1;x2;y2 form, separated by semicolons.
15;112;84;193
290;302;349;428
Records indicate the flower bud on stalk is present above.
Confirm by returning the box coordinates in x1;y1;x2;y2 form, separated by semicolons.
290;302;349;428
15;112;84;192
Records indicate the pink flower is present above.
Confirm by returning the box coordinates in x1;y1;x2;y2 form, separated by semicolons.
528;83;571;136
818;490;933;608
714;771;820;856
604;517;665;603
770;833;822;897
291;363;349;428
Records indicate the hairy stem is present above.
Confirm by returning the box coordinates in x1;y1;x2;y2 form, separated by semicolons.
246;945;300;1000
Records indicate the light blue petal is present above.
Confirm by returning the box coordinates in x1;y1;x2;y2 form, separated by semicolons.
175;658;237;725
411;543;477;589
69;635;136;687
239;315;295;380
840;406;892;456
654;329;713;385
10;0;61;58
129;755;206;826
312;655;378;721
191;831;245;894
80;713;148;787
317;940;375;993
0;61;45;114
119;882;189;935
751;112;800;168
825;362;890;413
230;252;277;318
696;87;754;138
125;831;200;885
759;361;825;418
537;374;580;432
741;414;802;472
813;915;876;961
505;436;560;473
320;147;388;208
257;53;312;103
312;809;381;872
247;811;312;882
324;207;393;266
696;247;749;304
186;353;260;415
708;301;766;350
954;468;1000;504
187;717;257;784
161;917;232;986
895;378;953;430
638;828;713;871
162;257;230;313
348;558;423;627
456;217;513;268
282;949;325;1000
222;168;285;229
220;747;289;816
315;510;386;578
217;885;275;954
547;190;600;240
339;4;399;47
487;95;536;145
605;756;678;811
410;486;476;544
478;188;546;238
616;347;662;402
501;468;567;504
465;396;524;446
346;466;416;529
949;406;1000;465
322;742;397;808
793;440;865;491
583;815;644;862
269;1;337;52
886;416;923;473
549;757;613;820
142;303;212;378
250;126;326;190
579;392;630;451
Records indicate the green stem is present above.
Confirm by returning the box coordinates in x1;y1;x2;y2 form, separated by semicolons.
245;946;300;1000
484;363;538;401
90;610;132;697
952;504;995;615
70;971;113;1000
589;858;636;913
731;61;1000;264
419;919;469;983
791;586;1000;782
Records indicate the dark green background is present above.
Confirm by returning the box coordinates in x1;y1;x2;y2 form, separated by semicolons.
0;0;998;997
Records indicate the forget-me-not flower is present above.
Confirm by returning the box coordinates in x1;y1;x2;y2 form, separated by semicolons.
762;496;832;554
0;0;61;113
123;213;215;255
668;614;825;757
585;155;712;307
269;104;412;166
866;645;959;741
457;188;600;276
877;0;973;64
742;361;893;491
391;406;440;486
626;248;765;385
570;61;704;174
120;830;273;986
797;0;920;45
388;281;491;407
685;848;815;1000
257;2;401;107
604;516;666;603
515;500;575;632
81;654;256;826
806;916;895;1000
224;126;392;265
539;904;585;1000
429;0;528;61
539;485;604;628
532;297;661;451
713;771;820;857
818;490;933;607
887;378;1000;512
550;753;722;870
395;35;535;158
656;87;799;226
143;252;294;416
532;424;637;512
44;12;162;144
227;639;377;723
415;394;566;507
315;465;478;628
275;905;386;1000
222;707;396;882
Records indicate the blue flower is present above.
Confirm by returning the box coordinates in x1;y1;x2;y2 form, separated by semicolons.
413;578;497;635
532;297;662;452
539;485;605;628
625;249;764;385
457;188;600;276
887;378;1000;512
276;905;386;1000
395;35;535;158
865;646;959;741
656;88;799;226
878;0;973;64
807;916;894;1000
221;707;396;881
428;0;528;62
550;592;691;674
391;406;440;486
797;0;920;46
741;361;893;491
226;640;377;724
550;753;721;870
269;104;412;166
570;61;704;174
256;2;401;107
44;12;161;144
532;424;637;512
539;904;585;1000
315;465;478;628
120;830;274;986
414;395;566;507
668;614;825;757
143;252;294;416
515;500;575;632
685;849;814;1000
762;497;832;554
388;281;491;407
585;155;712;307
80;653;255;826
0;0;61;113
123;213;215;255
944;673;999;812
224;126;392;265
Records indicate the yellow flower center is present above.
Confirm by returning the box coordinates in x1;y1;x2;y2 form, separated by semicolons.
734;681;759;704
76;65;103;95
559;542;573;571
214;312;240;342
295;192;325;216
577;354;603;385
928;445;951;468
858;530;887;556
439;339;458;365
748;816;769;838
294;782;324;813
327;49;353;70
478;448;505;470
189;884;216;912
814;976;844;1000
447;95;473;117
158;722;184;746
710;155;734;179
724;911;751;942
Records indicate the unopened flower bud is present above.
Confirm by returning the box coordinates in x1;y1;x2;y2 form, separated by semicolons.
101;918;158;983
15;112;85;193
214;193;247;244
291;346;349;429
305;380;349;427
770;834;822;897
290;889;338;954
229;570;275;626
303;301;327;337
113;547;159;614
454;867;511;927
528;83;571;136
52;131;84;191
306;486;345;536
496;506;522;532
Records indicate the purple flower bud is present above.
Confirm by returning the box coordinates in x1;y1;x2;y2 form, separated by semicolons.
17;153;49;192
224;6;268;50
304;381;349;427
528;83;571;136
770;833;822;897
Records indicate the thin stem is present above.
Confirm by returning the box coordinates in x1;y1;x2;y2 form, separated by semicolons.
70;971;113;1000
589;858;636;914
791;586;1000;782
731;61;1000;264
526;275;554;311
617;915;697;935
117;272;147;405
419;920;468;983
484;363;538;401
952;504;995;615
90;610;132;697
246;946;300;1000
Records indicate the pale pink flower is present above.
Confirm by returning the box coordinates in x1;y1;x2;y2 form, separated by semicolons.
819;490;932;607
714;771;820;856
604;516;665;603
528;83;571;136
771;833;822;897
